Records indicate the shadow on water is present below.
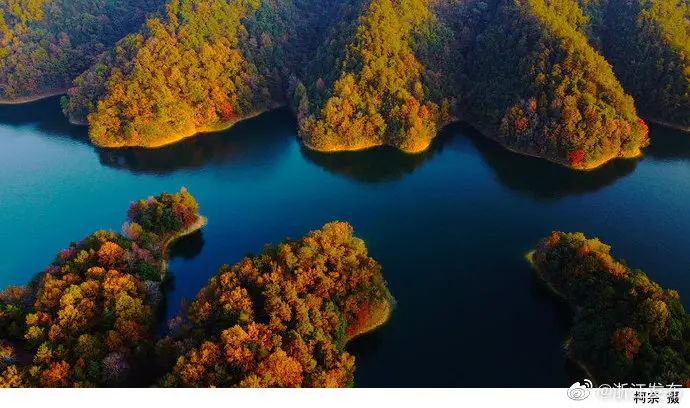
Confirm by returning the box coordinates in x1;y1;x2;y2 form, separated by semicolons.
300;121;638;197
168;230;206;261
157;230;207;336
645;123;690;161
300;125;456;184
0;96;90;143
463;124;639;201
97;108;297;175
528;272;593;384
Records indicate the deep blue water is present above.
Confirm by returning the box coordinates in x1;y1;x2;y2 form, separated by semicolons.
1;98;690;387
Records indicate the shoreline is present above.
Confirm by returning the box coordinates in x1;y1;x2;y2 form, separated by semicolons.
468;120;642;171
303;138;433;155
0;89;67;105
160;215;208;277
94;104;286;149
68;116;88;126
301;115;464;155
302;115;641;170
346;297;394;342
0;90;644;171
645;117;690;133
525;251;598;384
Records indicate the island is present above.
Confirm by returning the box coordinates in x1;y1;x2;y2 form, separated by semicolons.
0;188;205;387
157;221;394;387
0;191;392;387
528;231;690;385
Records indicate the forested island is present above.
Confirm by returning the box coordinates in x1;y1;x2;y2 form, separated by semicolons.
8;0;690;168
0;190;392;387
528;232;690;385
0;188;204;386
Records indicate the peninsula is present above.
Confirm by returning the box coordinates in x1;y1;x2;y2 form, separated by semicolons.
528;232;690;385
0;193;392;387
6;0;681;169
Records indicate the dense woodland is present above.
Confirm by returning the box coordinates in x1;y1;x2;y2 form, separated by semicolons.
457;0;650;168
0;189;201;387
583;0;690;129
157;222;392;387
297;0;441;153
530;232;690;384
63;0;271;147
0;0;165;100
4;0;690;165
0;190;392;387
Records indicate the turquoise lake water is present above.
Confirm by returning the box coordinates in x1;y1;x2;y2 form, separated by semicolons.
1;97;690;386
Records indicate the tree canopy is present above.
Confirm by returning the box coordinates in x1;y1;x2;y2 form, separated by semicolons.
530;231;690;385
158;221;393;387
0;0;165;100
0;188;202;387
0;192;392;388
582;0;690;128
15;0;690;169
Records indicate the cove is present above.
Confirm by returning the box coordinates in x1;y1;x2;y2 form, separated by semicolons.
1;97;690;387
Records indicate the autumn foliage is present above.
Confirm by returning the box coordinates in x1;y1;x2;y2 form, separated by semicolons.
157;222;393;387
0;188;201;387
64;0;270;147
126;187;200;239
0;193;390;388
0;0;164;101
298;0;440;153
531;232;690;384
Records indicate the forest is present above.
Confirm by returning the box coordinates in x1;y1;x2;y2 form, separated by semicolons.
0;0;166;101
3;0;690;167
582;0;690;129
0;188;202;387
0;190;392;387
529;232;690;385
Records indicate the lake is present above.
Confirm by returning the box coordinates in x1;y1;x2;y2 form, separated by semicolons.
1;97;690;387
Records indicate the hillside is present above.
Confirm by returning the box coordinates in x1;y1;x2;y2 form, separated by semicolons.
584;0;690;130
11;0;690;170
529;232;690;384
0;0;165;102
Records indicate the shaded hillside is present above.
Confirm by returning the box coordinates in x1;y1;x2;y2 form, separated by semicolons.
585;0;690;130
0;0;165;101
12;0;679;170
459;0;649;169
530;232;690;384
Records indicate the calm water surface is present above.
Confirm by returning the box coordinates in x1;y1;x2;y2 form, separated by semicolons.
1;98;690;387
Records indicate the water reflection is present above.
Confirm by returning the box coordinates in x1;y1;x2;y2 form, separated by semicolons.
158;231;207;334
464;125;639;201
98;109;296;175
168;230;206;260
300;127;455;183
0;96;90;143
645;123;690;161
301;121;639;199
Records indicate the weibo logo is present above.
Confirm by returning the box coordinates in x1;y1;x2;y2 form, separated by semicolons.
567;379;593;401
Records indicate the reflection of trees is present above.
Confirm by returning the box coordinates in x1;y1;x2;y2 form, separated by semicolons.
0;96;90;143
464;124;638;201
300;126;456;184
97;109;296;175
645;123;690;161
157;230;206;335
168;230;205;261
